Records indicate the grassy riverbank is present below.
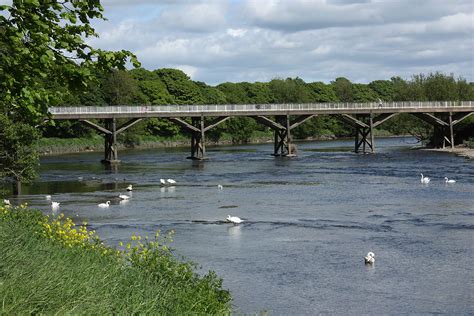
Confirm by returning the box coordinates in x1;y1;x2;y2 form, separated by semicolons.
36;132;274;155
0;204;231;314
36;129;394;156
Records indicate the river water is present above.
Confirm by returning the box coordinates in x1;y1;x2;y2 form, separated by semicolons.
12;137;474;314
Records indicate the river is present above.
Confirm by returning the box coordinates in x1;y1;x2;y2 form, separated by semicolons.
12;137;474;314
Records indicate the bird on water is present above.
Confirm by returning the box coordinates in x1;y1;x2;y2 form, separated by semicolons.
420;173;430;184
98;201;111;208
119;194;130;200
444;177;456;183
126;184;133;191
364;252;375;264
226;215;243;224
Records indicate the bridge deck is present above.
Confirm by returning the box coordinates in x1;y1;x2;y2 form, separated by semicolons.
49;101;474;119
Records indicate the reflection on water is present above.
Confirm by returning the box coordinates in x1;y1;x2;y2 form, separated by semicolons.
7;137;474;315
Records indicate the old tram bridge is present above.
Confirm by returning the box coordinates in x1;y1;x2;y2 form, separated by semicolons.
49;101;474;163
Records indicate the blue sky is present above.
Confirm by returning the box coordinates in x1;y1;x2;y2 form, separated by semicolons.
2;0;473;85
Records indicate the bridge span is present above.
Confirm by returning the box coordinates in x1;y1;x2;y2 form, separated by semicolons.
49;101;474;163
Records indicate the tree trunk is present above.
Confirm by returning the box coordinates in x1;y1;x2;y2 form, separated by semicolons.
13;179;21;195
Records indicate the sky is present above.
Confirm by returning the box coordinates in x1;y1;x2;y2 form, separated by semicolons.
2;0;474;85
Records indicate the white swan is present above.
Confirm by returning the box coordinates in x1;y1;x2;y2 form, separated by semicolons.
51;201;60;209
98;201;111;208
126;185;133;191
45;195;52;200
364;251;375;264
166;179;176;184
226;215;243;224
3;199;11;206
160;178;167;185
218;184;223;190
444;177;456;183
119;194;130;200
420;173;430;184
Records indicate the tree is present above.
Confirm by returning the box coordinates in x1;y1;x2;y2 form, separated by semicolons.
269;78;312;103
0;115;39;195
368;80;395;101
331;77;353;102
103;70;140;105
154;69;204;104
0;1;139;193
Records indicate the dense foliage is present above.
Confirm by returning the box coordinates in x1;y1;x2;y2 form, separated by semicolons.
50;69;474;145
0;1;138;191
0;204;231;314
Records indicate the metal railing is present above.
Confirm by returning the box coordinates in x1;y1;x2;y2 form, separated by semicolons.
49;101;474;115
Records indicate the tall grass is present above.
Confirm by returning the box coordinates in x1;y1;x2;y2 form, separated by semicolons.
0;205;232;314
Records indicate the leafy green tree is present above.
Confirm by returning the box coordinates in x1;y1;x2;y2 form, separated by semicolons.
103;70;140;105
331;77;353;102
195;81;227;104
391;76;410;101
307;82;338;102
352;84;379;102
225;117;258;144
129;68;174;105
368;80;395;101
269;78;312;103
217;82;248;103
0;115;39;195
0;0;139;193
154;69;204;104
244;82;274;104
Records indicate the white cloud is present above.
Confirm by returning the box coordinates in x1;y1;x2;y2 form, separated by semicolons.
227;28;247;38
174;65;199;79
16;0;470;84
157;2;228;33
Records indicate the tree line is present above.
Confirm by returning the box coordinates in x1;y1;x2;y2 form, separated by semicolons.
44;69;474;145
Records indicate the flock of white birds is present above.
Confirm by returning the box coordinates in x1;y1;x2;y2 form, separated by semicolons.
420;173;457;184
2;173;459;265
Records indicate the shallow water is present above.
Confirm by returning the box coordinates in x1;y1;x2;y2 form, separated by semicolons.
11;137;474;314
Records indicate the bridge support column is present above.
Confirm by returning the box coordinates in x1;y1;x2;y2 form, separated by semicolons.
273;116;294;157
102;118;119;164
189;117;206;160
254;114;314;157
336;114;374;153
336;112;399;154
168;116;230;160
354;126;374;153
79;118;142;164
411;112;474;149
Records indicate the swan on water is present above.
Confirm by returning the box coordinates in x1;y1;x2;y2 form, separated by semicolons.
160;178;166;185
218;184;224;190
420;173;430;184
126;184;133;191
3;199;11;206
51;201;60;209
45;195;52;200
226;215;243;224
166;179;176;184
364;252;375;264
98;201;111;208
444;177;456;183
119;194;130;200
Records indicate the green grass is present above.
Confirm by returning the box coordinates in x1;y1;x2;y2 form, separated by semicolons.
36;135;104;154
0;206;232;314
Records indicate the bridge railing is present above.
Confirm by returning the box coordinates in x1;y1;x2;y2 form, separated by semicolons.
49;101;473;115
